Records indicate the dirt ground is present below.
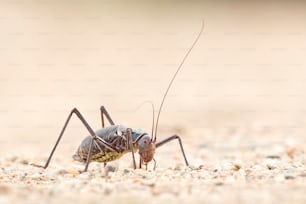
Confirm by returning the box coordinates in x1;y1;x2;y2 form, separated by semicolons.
1;1;306;204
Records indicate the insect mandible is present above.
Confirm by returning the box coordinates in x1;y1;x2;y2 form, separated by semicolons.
34;21;204;172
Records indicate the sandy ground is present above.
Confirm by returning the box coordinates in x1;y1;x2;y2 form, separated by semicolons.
1;1;306;203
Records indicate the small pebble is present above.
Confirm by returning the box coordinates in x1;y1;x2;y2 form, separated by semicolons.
221;162;241;171
214;181;224;186
7;156;18;162
123;169;130;174
105;165;117;173
266;155;280;159
191;164;205;171
266;160;279;170
284;170;296;180
141;179;155;187
174;165;183;171
298;173;306;177
55;169;69;175
232;164;242;171
284;174;295;180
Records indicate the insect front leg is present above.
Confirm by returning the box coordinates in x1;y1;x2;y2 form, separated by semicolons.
155;135;189;166
126;128;137;169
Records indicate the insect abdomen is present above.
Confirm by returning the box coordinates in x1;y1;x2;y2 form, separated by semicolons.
73;140;128;163
73;125;131;163
90;151;126;162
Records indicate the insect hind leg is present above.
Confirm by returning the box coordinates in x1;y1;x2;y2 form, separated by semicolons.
155;135;189;166
33;108;116;172
100;106;115;128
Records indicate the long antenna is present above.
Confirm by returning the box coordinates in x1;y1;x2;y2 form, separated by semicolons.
153;20;204;142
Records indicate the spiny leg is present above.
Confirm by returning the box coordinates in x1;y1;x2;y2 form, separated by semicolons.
126;128;137;169
100;106;115;128
155;134;189;166
34;108;95;170
69;109;118;172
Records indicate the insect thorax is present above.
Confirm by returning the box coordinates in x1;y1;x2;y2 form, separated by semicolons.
72;125;149;163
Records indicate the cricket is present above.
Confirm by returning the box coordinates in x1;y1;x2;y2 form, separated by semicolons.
34;21;204;172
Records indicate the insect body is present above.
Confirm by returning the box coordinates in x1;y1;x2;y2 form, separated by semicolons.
72;125;151;165
34;21;204;172
72;125;137;163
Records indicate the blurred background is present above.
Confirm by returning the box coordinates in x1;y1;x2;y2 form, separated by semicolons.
0;1;306;158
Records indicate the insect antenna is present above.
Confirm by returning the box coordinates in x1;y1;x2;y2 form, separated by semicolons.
153;20;204;142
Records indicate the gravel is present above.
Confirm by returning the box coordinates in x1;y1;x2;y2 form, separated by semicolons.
1;127;306;204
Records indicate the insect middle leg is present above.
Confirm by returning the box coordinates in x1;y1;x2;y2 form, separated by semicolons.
34;108;117;172
126;128;137;169
100;106;137;169
100;106;116;167
155;135;189;166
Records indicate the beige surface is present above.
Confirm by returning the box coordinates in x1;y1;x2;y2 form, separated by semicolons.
0;1;306;203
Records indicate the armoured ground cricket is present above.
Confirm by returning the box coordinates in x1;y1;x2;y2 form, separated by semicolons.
34;21;204;172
